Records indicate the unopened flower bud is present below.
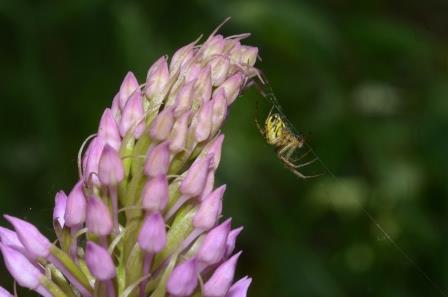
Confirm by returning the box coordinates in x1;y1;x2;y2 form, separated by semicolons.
144;142;170;177
119;71;139;109
170;43;195;74
194;100;213;142
226;276;252;297
224;39;241;57
0;227;26;254
211;89;228;133
83;136;106;185
166;258;198;296
204;134;225;169
225;227;243;258
111;93;121;121
145;56;169;100
196;218;231;265
98;108;121;150
148;56;167;76
202;35;225;59
174;81;195;117
213;73;244;105
36;287;51;297
180;155;213;197
86;196;113;236
138;212;167;253
203;251;242;297
119;90;145;138
239;46;258;67
168;111;190;153
149;107;174;142
184;63;201;83
53;191;67;229
64;181;87;227
98;144;124;186
199;170;215;201
193;185;226;230
194;66;212;103
210;56;230;86
4;215;51;260
0;243;43;289
142;175;169;212
85;241;116;281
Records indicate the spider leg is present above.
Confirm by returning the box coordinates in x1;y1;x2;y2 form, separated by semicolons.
278;152;296;167
278;141;297;156
276;143;324;179
285;141;299;160
278;140;316;167
267;104;275;118
279;154;319;168
290;169;325;179
277;142;302;169
278;154;297;168
290;148;312;163
254;100;265;136
278;154;324;179
296;157;319;168
255;116;265;135
281;135;305;161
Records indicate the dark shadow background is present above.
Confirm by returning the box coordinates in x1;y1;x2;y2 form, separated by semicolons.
1;0;447;296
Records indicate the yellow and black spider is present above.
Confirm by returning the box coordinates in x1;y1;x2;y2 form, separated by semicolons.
255;104;321;179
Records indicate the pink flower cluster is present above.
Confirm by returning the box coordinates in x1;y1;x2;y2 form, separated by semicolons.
0;26;259;297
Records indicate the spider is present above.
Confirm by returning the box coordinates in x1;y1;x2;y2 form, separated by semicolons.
255;105;321;179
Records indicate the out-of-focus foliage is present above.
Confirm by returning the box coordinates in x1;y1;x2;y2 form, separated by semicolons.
0;0;447;296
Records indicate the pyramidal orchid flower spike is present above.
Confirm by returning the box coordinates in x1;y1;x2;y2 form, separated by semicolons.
0;22;259;297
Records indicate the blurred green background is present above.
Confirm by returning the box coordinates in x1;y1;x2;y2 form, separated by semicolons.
1;0;447;296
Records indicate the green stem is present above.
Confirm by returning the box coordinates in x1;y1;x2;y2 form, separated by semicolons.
120;134;136;179
124;173;145;221
49;265;77;297
40;277;69;297
50;247;93;296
